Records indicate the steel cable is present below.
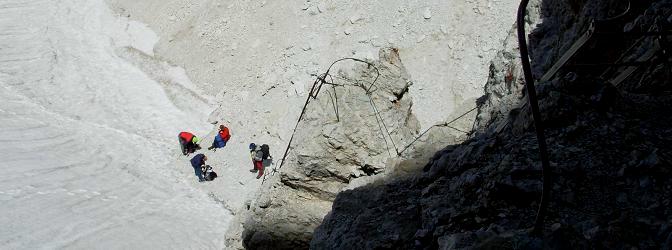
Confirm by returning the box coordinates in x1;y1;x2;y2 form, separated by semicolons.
517;0;552;235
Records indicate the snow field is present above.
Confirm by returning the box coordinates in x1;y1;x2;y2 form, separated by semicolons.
0;0;230;248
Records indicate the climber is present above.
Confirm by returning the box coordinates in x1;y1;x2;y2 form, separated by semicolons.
249;143;271;179
208;125;231;151
190;153;208;182
178;131;201;156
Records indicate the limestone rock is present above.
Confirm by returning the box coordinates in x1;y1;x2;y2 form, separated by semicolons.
312;1;672;249
239;48;420;249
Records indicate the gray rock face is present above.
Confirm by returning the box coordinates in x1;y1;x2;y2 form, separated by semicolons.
311;0;672;249
238;48;420;249
475;0;638;133
474;1;543;132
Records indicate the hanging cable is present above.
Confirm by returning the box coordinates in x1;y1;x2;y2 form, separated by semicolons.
517;0;552;236
396;106;478;156
368;96;400;155
276;58;380;171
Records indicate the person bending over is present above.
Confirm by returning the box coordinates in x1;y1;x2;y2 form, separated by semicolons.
190;153;208;182
178;131;201;156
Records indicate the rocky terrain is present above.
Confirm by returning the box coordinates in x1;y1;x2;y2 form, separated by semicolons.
5;0;666;248
234;48;429;249
101;1;520;249
312;0;672;249
105;0;518;132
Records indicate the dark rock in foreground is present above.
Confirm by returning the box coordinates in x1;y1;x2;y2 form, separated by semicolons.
312;0;672;249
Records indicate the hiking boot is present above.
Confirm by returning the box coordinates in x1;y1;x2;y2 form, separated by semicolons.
249;169;257;173
256;175;261;179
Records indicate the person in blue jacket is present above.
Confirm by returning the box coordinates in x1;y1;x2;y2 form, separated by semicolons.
190;153;208;182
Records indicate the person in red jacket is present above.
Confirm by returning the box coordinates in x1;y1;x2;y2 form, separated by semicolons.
208;125;231;151
178;131;201;156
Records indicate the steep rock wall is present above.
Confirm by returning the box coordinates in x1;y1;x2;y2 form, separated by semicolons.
312;0;672;249
233;48;420;249
475;0;637;131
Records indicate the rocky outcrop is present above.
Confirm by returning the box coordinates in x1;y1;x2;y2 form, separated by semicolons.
234;48;421;249
474;0;636;131
311;0;672;249
473;0;542;132
313;75;672;249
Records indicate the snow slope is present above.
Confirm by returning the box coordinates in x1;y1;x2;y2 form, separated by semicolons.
0;0;229;248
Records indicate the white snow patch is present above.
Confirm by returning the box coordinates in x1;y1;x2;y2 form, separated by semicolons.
112;19;160;56
0;0;227;248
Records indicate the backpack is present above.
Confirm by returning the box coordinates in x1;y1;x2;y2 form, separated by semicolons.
205;171;218;181
219;127;231;141
260;144;270;160
201;165;217;181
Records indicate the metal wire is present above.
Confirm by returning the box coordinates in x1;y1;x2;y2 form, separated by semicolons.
272;56;480;182
397;106;478;156
275;58;381;172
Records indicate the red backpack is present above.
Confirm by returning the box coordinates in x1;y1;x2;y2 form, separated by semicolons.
179;132;194;142
219;127;231;141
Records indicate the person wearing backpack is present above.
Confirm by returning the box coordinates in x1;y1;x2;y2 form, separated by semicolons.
249;143;271;179
178;131;201;156
190;153;208;182
208;125;231;151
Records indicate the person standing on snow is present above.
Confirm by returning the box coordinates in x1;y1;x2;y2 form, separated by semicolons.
178;131;201;156
190;153;208;182
249;143;271;179
208;125;231;151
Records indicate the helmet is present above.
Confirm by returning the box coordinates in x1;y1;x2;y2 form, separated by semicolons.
192;136;200;143
249;143;256;150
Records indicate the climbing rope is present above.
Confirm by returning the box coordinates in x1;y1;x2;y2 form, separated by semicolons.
517;0;552;236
